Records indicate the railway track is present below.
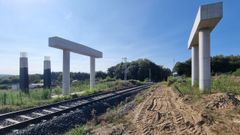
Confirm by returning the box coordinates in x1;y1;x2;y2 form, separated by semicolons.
0;84;151;134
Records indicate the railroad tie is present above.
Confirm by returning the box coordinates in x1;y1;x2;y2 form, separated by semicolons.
32;112;45;116
51;107;62;111
43;109;54;113
59;105;69;109
19;115;33;120
6;118;20;124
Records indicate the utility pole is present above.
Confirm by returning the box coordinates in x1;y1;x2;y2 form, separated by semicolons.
122;57;127;80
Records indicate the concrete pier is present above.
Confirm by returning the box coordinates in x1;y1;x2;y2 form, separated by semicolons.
199;29;211;90
63;50;70;95
19;52;29;92
90;57;96;89
192;46;199;86
43;56;51;89
49;36;103;95
188;2;223;91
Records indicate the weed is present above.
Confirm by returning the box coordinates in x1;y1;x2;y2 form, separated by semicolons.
66;125;89;135
0;80;143;113
169;75;240;96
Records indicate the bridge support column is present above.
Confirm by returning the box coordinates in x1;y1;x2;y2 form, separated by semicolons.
63;50;70;95
43;56;51;89
90;56;96;89
192;46;199;86
199;29;211;91
20;52;29;92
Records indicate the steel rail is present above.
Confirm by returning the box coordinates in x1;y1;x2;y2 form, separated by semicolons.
0;84;151;134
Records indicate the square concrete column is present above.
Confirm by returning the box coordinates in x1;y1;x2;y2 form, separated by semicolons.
191;46;199;86
19;52;29;92
43;56;51;89
90;56;96;89
63;50;70;95
199;29;211;91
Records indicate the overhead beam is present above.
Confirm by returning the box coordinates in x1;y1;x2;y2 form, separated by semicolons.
48;36;103;95
49;36;103;58
188;2;223;49
188;2;223;91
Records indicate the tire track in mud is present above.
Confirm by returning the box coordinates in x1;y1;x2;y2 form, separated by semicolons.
131;88;210;135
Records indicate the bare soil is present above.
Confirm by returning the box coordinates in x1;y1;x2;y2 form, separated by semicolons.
89;84;240;135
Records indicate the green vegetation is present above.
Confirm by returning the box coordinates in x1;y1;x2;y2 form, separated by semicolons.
0;80;142;114
108;59;171;82
173;55;240;76
66;125;89;135
0;59;170;90
168;75;240;95
212;75;240;94
233;68;240;76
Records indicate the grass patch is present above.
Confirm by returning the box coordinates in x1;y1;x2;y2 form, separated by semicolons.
0;80;144;113
168;75;240;96
212;75;240;94
66;125;89;135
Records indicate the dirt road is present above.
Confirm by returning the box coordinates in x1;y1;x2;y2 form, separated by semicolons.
128;87;211;135
89;84;240;135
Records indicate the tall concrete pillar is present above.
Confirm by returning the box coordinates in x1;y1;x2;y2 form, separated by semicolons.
199;29;211;91
19;52;29;92
63;50;70;95
43;56;51;89
191;46;199;86
90;56;96;89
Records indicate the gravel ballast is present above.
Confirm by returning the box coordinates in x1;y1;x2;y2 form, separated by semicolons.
8;88;144;135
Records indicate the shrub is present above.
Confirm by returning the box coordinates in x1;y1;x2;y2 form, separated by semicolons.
233;68;240;76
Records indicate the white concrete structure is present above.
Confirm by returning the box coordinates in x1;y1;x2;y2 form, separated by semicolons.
90;56;96;88
188;2;223;91
191;46;199;86
49;36;103;95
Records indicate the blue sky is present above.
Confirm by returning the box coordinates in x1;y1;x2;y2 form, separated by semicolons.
0;0;239;75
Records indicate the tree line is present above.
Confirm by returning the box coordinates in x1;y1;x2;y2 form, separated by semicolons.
0;58;171;88
173;55;240;76
108;59;171;82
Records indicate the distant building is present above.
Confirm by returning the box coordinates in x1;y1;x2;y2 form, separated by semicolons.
29;83;44;89
173;72;178;77
12;83;19;90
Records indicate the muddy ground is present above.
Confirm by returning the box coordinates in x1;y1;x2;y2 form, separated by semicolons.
85;84;240;135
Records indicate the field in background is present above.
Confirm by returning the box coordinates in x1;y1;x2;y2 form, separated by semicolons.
0;79;143;114
168;74;240;96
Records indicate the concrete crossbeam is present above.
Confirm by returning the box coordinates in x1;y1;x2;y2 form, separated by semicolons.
188;2;223;49
48;36;103;95
188;2;223;91
49;37;102;58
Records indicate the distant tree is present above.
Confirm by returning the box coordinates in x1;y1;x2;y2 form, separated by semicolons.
29;74;42;83
95;71;107;79
51;72;62;85
107;59;171;82
70;72;89;81
173;55;240;76
173;59;191;77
